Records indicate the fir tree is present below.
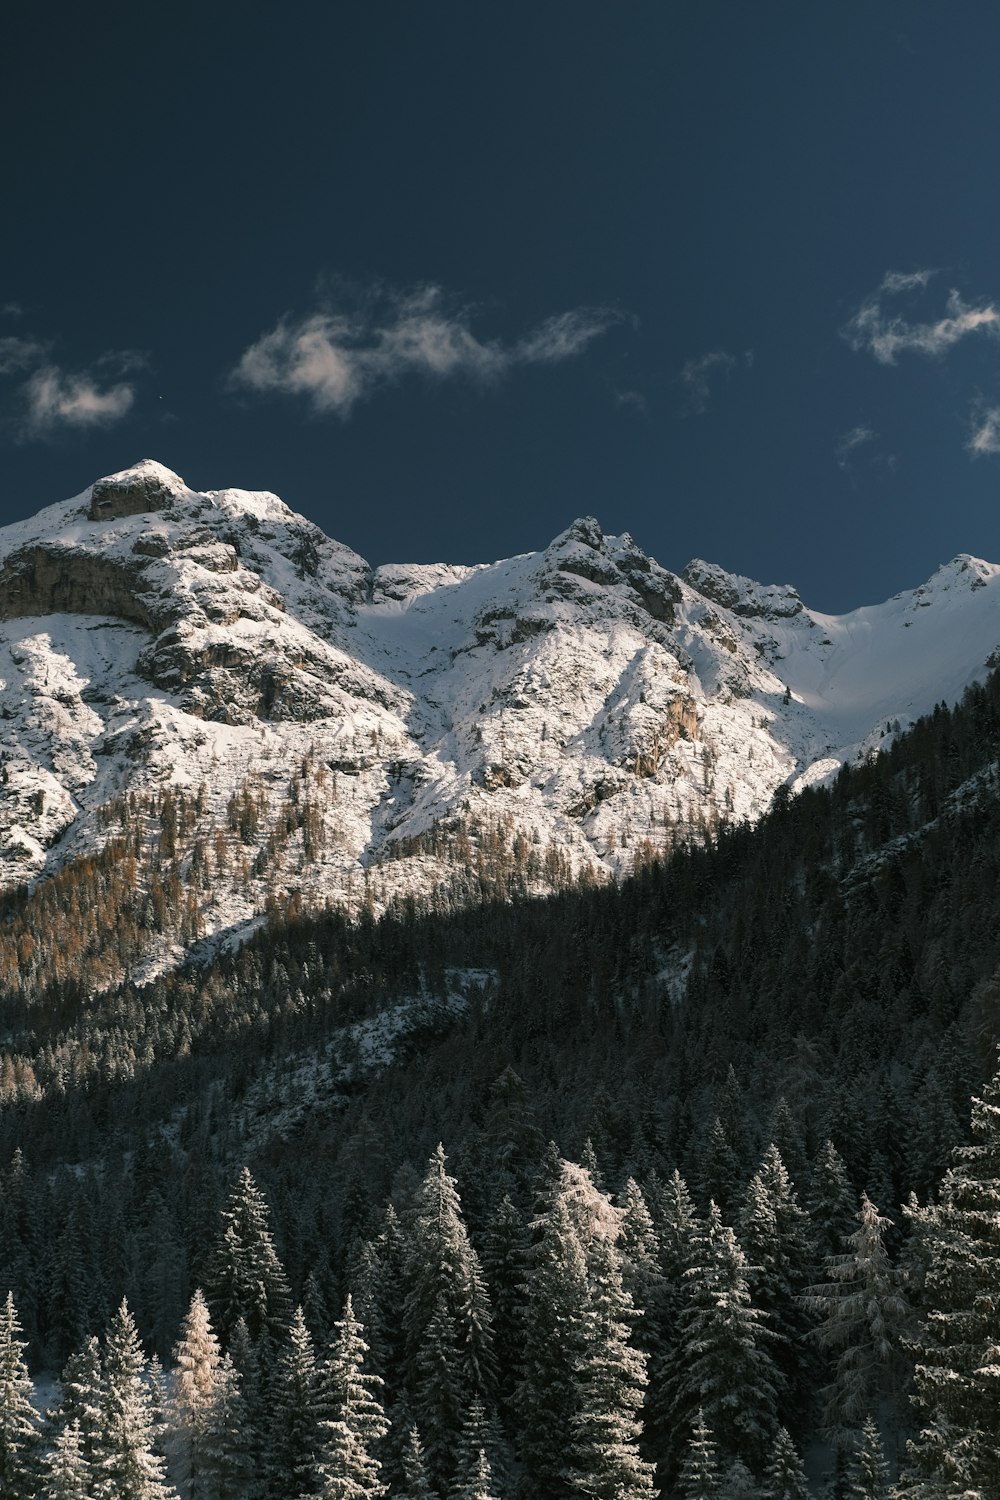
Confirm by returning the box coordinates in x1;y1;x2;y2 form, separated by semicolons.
897;1059;1000;1499
644;1169;701;1479
667;1202;781;1473
804;1194;910;1436
807;1140;858;1260
517;1175;591;1499
0;1290;40;1500
204;1168;292;1348
846;1416;889;1500
49;1335;103;1474
677;1409;720;1500
314;1294;388;1500
450;1446;500;1500
739;1143;817;1426
396;1426;433;1500
41;1419;90;1500
566;1231;657;1499
94;1297;176;1500
761;1426;809;1500
265;1306;324;1499
403;1145;496;1491
171;1288;222;1500
198;1351;252;1500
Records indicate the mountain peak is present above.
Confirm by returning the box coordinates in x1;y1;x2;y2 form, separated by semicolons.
682;558;804;618
88;458;191;521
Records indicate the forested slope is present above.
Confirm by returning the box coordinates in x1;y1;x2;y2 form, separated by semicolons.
3;672;1000;1496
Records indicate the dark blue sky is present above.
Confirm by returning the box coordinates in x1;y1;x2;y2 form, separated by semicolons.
5;2;1000;610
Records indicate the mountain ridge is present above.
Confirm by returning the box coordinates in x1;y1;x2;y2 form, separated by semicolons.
2;459;999;977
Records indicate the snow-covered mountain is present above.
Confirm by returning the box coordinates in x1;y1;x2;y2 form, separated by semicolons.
2;459;999;962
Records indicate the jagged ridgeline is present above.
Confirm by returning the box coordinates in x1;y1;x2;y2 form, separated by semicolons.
3;459;1000;990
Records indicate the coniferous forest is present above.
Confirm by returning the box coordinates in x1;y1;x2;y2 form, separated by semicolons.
4;673;1000;1497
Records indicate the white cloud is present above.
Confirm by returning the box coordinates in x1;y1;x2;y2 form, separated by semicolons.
969;405;1000;456
844;270;1000;364
22;366;135;434
232;283;624;416
835;424;877;469
0;336;47;374
678;349;739;415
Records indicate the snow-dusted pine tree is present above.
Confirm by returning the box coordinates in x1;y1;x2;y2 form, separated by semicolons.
314;1294;388;1500
846;1415;889;1500
450;1445;500;1500
739;1143;817;1424
265;1305;324;1499
204;1168;292;1348
49;1335;104;1473
0;1291;40;1499
171;1288;222;1500
807;1140;858;1260
669;1202;781;1472
517;1174;591;1498
93;1297;177;1500
896;1058;1000;1499
396;1425;433;1499
403;1144;496;1491
804;1194;910;1436
761;1426;809;1500
677;1408;720;1499
566;1230;657;1499
41;1418;90;1500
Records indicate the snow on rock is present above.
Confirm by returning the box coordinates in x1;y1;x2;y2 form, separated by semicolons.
3;461;1000;974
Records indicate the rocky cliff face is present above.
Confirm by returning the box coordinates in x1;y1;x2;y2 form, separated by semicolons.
2;459;1000;972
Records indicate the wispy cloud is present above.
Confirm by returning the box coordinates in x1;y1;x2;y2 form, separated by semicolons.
231;282;626;416
0;336;47;375
835;424;877;469
0;327;141;440
677;348;752;415
969;404;1000;456
22;366;135;434
844;270;1000;364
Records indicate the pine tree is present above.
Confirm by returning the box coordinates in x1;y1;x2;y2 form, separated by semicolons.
804;1194;910;1437
403;1145;496;1491
41;1419;90;1500
897;1058;1000;1499
761;1427;809;1500
677;1409;720;1500
807;1140;857;1260
718;1457;758;1500
479;1194;527;1411
94;1298;176;1500
739;1143;817;1426
171;1288;222;1500
314;1294;388;1500
204;1168;292;1348
846;1416;889;1500
396;1426;433;1500
225;1318;265;1493
451;1446;500;1500
667;1202;781;1474
567;1231;657;1499
198;1351;253;1500
0;1290;40;1499
265;1306;324;1499
517;1175;591;1499
644;1170;701;1481
49;1335;104;1473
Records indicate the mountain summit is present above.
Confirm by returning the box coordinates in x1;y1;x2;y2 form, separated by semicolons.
2;461;999;967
